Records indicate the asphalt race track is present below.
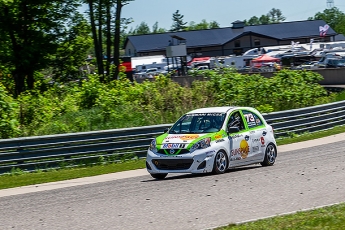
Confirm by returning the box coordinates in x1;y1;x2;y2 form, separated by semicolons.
0;140;345;230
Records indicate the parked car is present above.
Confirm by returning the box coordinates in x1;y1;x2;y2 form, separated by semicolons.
295;61;319;70
146;106;277;179
135;68;159;78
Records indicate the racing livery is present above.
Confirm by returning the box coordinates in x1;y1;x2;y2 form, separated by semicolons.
146;106;277;179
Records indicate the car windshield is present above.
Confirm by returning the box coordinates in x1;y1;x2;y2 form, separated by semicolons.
169;113;226;134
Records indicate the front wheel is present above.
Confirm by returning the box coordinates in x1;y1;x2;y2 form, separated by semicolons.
213;150;228;174
261;143;277;166
150;173;168;180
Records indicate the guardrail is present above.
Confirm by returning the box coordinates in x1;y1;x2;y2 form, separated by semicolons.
0;100;345;174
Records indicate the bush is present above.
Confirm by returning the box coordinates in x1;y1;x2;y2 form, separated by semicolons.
0;69;339;138
0;83;19;138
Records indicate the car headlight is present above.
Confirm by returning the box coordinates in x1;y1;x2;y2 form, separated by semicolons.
190;137;211;153
149;139;157;152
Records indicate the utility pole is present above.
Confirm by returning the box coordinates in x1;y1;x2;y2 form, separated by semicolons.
327;0;334;8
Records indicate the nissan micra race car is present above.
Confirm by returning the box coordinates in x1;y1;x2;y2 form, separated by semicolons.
146;106;277;179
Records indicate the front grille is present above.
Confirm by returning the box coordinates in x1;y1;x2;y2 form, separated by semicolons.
157;149;190;155
152;159;193;170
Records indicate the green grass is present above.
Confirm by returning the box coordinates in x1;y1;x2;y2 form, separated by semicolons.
216;203;345;230
276;125;345;145
0;159;146;190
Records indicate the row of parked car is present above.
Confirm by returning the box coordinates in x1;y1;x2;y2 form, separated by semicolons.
294;56;345;70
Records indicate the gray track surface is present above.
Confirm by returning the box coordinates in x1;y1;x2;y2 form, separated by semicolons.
1;141;345;230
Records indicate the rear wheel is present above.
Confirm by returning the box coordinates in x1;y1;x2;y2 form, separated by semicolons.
261;143;277;166
150;173;168;180
213;150;228;174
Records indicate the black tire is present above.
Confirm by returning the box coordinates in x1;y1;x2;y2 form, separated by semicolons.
261;143;277;166
150;173;168;180
212;150;228;174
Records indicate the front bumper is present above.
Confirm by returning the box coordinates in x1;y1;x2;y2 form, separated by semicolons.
146;149;217;174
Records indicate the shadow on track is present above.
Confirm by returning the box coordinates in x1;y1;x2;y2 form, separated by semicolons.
141;164;262;182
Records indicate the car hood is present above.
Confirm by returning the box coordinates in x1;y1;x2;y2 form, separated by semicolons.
155;131;227;150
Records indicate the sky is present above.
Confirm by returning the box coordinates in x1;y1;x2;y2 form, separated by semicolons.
116;0;345;31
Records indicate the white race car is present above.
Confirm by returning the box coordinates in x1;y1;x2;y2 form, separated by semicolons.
146;106;277;179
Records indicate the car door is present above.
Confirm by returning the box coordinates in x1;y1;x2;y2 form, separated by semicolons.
242;109;267;162
227;111;252;166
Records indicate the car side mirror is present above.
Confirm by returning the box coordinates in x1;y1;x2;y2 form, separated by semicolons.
227;126;239;134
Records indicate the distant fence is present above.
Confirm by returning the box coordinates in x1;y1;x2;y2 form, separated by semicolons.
0;100;345;174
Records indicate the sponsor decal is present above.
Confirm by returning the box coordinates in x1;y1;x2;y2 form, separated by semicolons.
252;138;260;143
187;113;225;117
165;134;200;141
231;134;243;139
240;140;250;159
252;146;259;152
214;134;222;139
159;155;183;158
250;130;256;134
248;121;257;127
215;138;225;143
162;143;186;149
230;140;250;159
205;150;216;157
260;137;265;146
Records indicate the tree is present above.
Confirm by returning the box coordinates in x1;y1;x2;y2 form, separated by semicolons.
244;8;285;25
84;0;133;80
0;0;83;96
268;8;286;23
152;22;166;33
259;15;270;25
112;0;134;80
209;20;220;29
170;10;187;32
185;19;220;31
85;0;104;79
309;7;345;35
245;16;260;26
133;21;151;34
50;14;93;83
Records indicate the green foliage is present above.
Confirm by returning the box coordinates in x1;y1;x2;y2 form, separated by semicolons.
208;69;330;111
170;10;187;32
245;8;286;25
0;0;84;95
0;69;341;139
185;19;220;31
0;83;19;138
309;7;345;35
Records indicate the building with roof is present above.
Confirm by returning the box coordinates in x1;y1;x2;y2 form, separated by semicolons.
124;20;339;57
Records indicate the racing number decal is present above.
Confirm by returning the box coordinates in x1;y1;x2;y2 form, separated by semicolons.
244;113;255;123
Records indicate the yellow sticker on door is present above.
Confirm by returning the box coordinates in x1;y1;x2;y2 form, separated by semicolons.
240;140;250;159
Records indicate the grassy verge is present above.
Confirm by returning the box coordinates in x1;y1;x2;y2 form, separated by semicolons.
216;203;345;230
0;159;146;190
0;125;345;190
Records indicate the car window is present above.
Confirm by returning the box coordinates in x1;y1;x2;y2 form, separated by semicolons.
227;111;245;131
169;113;226;134
242;110;263;128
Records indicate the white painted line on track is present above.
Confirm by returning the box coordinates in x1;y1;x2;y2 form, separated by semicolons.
0;132;344;198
